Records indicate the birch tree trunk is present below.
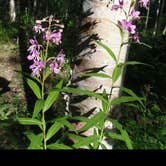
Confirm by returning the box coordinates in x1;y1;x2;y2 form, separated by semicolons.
9;0;16;22
145;0;150;30
70;0;132;148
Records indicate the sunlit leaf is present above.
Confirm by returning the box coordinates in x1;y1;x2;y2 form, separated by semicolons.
80;72;111;79
32;99;45;118
79;111;106;132
47;143;72;150
43;80;63;112
46;122;62;141
112;64;123;83
72;135;99;149
26;78;41;99
24;132;43;149
96;40;117;63
17;118;42;129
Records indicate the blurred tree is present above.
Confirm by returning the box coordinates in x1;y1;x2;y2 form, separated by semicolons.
9;0;16;22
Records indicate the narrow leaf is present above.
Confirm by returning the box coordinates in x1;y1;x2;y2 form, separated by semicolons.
32;99;45;118
121;130;133;150
80;72;111;79
79;111;106;132
112;65;123;83
120;86;145;107
18;118;42;129
107;132;124;141
43;80;63;112
62;87;108;104
110;119;123;131
26;78;41;99
47;143;72;150
72;135;99;149
46;122;62;141
111;96;145;105
57;119;78;133
96;40;117;63
122;61;147;66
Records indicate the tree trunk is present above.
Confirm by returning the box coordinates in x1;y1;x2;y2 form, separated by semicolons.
70;0;131;148
145;0;150;30
9;0;16;22
153;0;161;36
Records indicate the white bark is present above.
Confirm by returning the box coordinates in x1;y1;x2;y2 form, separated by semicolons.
9;0;16;22
70;0;131;149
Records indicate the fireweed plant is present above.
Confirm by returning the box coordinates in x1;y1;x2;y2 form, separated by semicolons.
18;15;67;149
17;0;150;150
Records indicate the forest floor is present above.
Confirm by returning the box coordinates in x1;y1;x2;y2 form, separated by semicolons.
0;43;27;118
0;43;27;149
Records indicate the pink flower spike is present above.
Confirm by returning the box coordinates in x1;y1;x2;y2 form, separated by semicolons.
130;10;140;20
57;52;65;66
34;24;42;33
29;60;45;77
112;0;124;11
133;32;140;43
139;0;149;9
119;20;136;35
50;61;60;74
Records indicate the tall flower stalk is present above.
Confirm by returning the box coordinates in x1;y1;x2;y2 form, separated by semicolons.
26;15;65;149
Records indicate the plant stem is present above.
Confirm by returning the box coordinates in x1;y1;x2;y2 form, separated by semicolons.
41;75;47;149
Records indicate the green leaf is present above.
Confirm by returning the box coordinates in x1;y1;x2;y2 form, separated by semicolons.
112;64;123;83
120;86;145;107
32;99;45;118
121;130;133;150
110;119;123;131
72;135;99;149
111;96;145;105
122;61;147;66
79;111;106;132
109;119;133;149
43;80;63;112
17;118;42;129
80;72;111;79
62;87;108;104
68;133;85;142
107;132;124;141
71;116;90;123
26;78;41;99
24;132;43;149
47;143;72;150
160;128;166;136
57;118;78;133
46;122;62;141
96;40;117;63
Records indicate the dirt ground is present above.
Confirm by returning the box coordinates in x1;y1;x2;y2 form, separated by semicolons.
0;43;27;119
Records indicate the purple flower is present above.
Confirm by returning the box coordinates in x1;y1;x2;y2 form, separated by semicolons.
27;49;40;61
34;23;42;33
139;0;149;9
43;29;62;45
130;10;140;20
49;61;60;74
29;60;45;77
57;51;65;66
133;32;140;43
50;30;62;45
112;0;124;10
119;19;136;34
27;38;41;61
